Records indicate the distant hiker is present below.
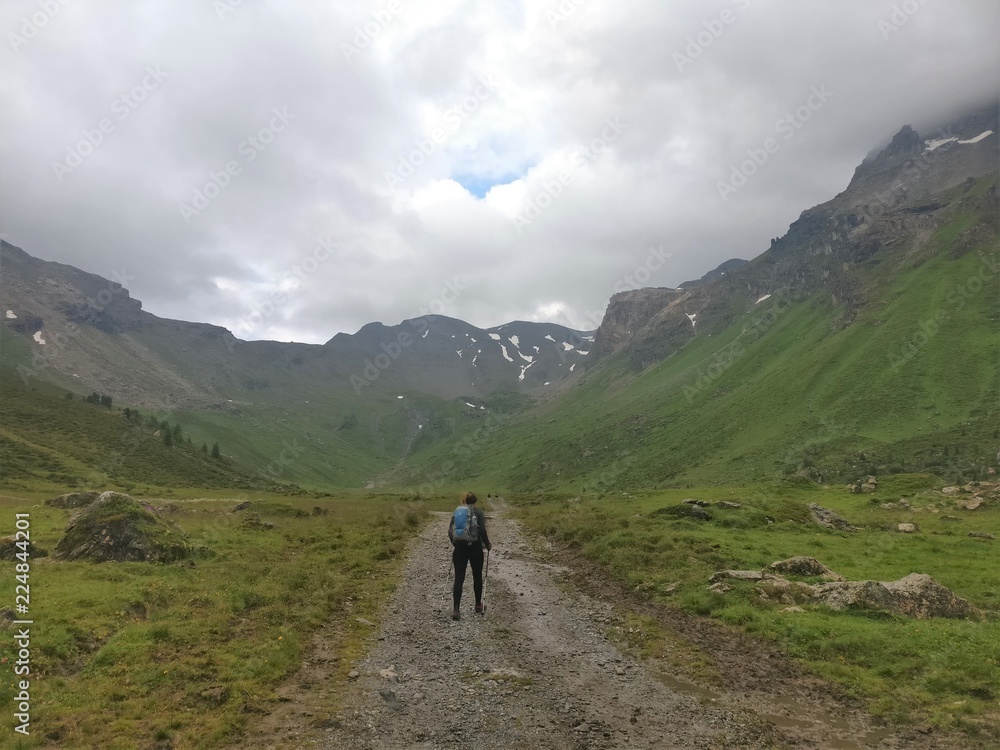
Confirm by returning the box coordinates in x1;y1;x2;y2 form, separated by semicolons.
448;492;491;620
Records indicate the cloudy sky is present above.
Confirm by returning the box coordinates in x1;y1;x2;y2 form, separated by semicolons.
1;0;997;343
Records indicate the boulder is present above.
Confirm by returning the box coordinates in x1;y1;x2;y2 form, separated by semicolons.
717;501;742;509
769;556;843;580
233;501;251;511
897;523;919;533
682;498;712;507
0;536;48;561
941;486;961;495
968;531;995;540
46;491;100;509
55;491;193;563
650;504;712;521
808;503;857;531
813;573;976;619
312;506;329;516
957;497;984;511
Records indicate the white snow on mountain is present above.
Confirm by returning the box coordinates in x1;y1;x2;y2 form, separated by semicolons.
544;335;555;342
756;294;771;304
959;130;994;144
500;345;514;362
509;334;520;347
5;310;16;319
33;331;46;345
489;333;501;340
562;342;574;351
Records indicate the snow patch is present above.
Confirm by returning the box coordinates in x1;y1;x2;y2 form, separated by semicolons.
397;395;404;399
421;329;429;338
958;130;994;145
465;402;476;408
5;310;16;319
686;313;697;327
418;424;423;429
544;335;556;342
925;137;957;151
755;294;771;304
570;363;576;372
533;345;539;353
499;345;514;362
578;350;590;355
518;351;534;364
518;361;535;381
488;333;501;340
544;381;550;385
509;334;520;347
562;342;574;352
33;331;45;345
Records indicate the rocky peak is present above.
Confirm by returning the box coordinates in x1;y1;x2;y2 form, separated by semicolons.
592;287;682;358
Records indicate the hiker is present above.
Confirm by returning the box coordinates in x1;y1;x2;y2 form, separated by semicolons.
448;491;491;620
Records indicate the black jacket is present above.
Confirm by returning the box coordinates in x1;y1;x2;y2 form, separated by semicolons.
448;506;491;549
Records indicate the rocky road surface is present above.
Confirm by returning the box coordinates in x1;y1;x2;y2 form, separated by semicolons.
242;505;981;750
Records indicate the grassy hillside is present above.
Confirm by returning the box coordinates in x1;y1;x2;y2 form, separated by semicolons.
412;199;998;492
0;369;290;494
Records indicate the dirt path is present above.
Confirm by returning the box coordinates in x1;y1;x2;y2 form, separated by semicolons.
241;505;977;750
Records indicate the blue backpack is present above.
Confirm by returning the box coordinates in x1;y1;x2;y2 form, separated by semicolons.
451;505;480;543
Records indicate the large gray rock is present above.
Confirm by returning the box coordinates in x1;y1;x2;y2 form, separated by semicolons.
813;573;976;619
55;491;193;563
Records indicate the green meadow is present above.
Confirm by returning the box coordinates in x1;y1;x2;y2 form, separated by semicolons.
514;477;1000;737
0;490;451;749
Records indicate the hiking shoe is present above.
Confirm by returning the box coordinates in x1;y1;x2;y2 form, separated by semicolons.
451;608;461;621
474;603;485;615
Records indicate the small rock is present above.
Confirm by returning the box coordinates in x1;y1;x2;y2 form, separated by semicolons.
941;486;961;495
968;532;995;540
717;501;742;509
957;497;984;511
355;617;375;627
233;501;251;511
710;569;766;583
897;523;919;533
809;503;857;531
770;556;843;580
780;606;805;613
614;666;626;676
348;670;360;680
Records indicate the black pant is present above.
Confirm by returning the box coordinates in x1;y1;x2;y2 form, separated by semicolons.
452;542;484;608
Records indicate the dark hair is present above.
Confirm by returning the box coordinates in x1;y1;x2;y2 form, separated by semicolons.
461;492;478;504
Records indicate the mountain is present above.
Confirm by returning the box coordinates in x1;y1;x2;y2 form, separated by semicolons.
1;102;996;493
403;102;999;491
0;240;591;488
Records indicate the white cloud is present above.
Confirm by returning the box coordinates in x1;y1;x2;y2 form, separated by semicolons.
0;0;997;343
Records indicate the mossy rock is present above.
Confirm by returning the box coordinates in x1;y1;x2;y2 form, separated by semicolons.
46;491;101;508
55;491;193;563
0;536;49;561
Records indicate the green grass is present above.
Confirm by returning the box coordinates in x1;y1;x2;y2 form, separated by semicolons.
0;489;446;749
514;480;1000;737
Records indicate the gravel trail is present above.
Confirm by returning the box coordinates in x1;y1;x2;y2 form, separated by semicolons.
312;511;774;749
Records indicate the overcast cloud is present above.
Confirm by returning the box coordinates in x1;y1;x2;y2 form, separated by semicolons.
1;0;997;343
